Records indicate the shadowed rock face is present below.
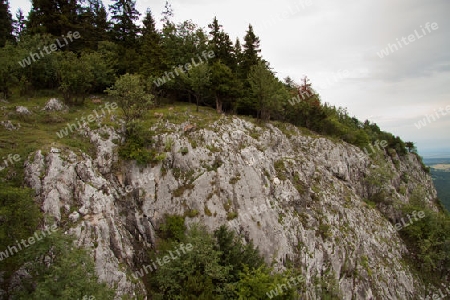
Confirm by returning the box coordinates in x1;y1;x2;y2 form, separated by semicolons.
24;115;437;299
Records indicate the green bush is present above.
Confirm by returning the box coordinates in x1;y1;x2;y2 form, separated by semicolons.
105;73;153;125
12;231;115;299
146;224;299;299
396;188;450;283
159;214;186;242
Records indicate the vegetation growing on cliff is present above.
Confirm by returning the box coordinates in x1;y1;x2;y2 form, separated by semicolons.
0;0;448;297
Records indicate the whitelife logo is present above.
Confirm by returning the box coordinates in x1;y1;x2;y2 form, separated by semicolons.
56;102;118;138
394;211;425;231
377;22;439;58
266;275;305;299
132;243;193;279
0;225;58;261
18;31;81;68
153;50;215;87
414;105;450;129
0;153;21;171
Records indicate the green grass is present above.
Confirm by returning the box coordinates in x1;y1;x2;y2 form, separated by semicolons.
0;97;88;184
226;211;238;220
274;159;287;180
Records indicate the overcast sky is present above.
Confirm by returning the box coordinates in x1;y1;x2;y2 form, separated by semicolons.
11;0;450;157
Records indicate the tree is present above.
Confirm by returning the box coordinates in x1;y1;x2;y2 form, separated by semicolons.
0;0;14;47
236;265;300;299
207;17;235;69
405;141;416;153
241;24;261;76
57;51;94;105
105;73;153;125
109;0;140;45
82;50;116;93
0;42;20;98
148;224;230;299
233;38;243;72
213;225;264;282
140;9;166;77
248;62;282;120
181;63;210;112
108;0;140;74
78;0;111;49
210;61;241;113
27;0;79;38
15;33;60;92
12;231;115;299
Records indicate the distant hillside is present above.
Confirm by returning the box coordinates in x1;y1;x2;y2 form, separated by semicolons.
424;158;450;212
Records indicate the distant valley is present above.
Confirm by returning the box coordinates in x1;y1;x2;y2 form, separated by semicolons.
423;157;450;212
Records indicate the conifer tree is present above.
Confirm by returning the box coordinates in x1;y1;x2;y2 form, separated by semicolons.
248;62;283;120
207;17;235;69
109;0;140;73
109;0;140;46
233;37;243;69
27;0;79;37
0;0;14;47
241;24;261;76
78;0;110;49
140;8;166;77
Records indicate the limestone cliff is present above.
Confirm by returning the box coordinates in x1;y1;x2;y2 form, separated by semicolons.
24;113;439;299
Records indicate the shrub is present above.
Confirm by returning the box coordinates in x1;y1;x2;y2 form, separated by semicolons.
105;73;153;125
227;212;238;220
159;214;186;241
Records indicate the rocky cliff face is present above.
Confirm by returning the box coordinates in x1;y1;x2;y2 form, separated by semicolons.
24;113;438;299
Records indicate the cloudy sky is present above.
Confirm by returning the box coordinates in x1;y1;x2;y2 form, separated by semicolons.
11;0;450;157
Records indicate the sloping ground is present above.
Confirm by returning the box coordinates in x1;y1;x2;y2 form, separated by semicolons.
22;105;439;299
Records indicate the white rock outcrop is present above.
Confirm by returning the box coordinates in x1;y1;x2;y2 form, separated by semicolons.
42;98;67;111
24;116;437;299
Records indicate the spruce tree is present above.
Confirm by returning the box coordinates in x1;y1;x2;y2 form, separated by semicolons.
78;0;110;49
109;0;140;46
27;0;79;37
233;38;243;68
0;0;14;47
109;0;140;73
140;8;165;77
241;24;261;76
207;17;235;69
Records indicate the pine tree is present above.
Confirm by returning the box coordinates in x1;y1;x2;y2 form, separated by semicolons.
210;61;241;113
241;24;261;76
109;0;140;73
78;0;110;49
233;38;243;68
248;62;283;120
27;0;79;37
207;17;235;70
109;0;140;46
140;8;165;77
0;0;14;47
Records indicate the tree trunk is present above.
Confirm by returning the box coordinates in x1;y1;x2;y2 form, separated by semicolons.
215;94;222;114
195;95;199;112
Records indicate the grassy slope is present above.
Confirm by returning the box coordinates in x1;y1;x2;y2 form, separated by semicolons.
0;94;232;184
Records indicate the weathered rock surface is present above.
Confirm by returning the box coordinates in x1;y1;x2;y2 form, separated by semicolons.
24;115;438;299
0;120;19;131
42;98;67;111
15;106;32;115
